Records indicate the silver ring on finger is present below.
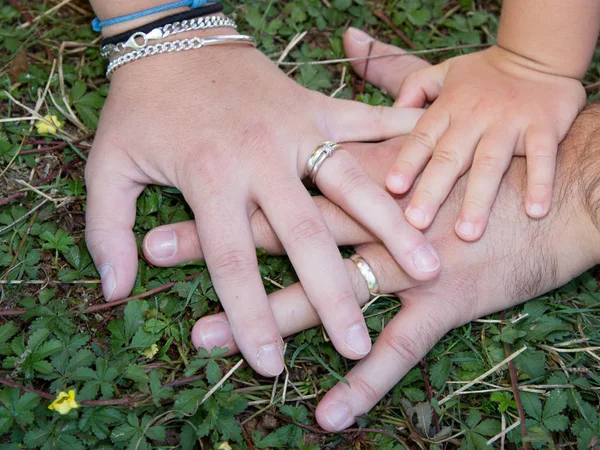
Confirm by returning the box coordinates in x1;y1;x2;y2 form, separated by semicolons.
350;254;380;297
306;141;341;184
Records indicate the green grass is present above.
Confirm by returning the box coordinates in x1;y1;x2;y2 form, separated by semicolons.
1;1;600;449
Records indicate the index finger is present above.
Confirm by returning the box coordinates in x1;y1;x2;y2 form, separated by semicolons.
191;243;417;354
315;294;459;432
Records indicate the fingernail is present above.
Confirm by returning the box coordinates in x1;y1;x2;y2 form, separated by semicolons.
349;27;372;44
387;174;406;192
528;203;546;217
457;221;475;237
145;229;177;259
99;264;116;302
405;206;426;225
412;245;440;273
324;402;351;430
199;320;231;350
256;341;284;376
345;323;371;355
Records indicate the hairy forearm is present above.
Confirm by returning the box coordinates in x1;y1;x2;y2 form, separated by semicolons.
532;103;600;283
497;0;600;79
558;103;600;253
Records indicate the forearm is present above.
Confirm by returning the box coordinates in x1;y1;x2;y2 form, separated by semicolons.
497;0;600;79
545;103;600;277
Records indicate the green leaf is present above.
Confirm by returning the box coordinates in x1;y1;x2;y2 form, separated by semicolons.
408;9;432;26
27;328;50;351
466;409;482;428
429;357;451;389
216;415;242;442
542;390;567;419
23;423;52;447
524;316;570;342
0;408;13;435
298;65;332;92
474;419;500;437
126;364;149;384
514;349;546;378
543;414;569;432
71;80;87;100
78;407;122;440
130;329;159;349
280;404;309;424
179;423;197;450
75;104;99;130
0;322;18;345
206;360;222;385
520;392;543;421
174;389;207;415
40;229;74;253
76;91;105;109
73;367;97;381
35;339;62;359
145;425;166;442
333;0;352;11
124;300;147;342
498;327;526;344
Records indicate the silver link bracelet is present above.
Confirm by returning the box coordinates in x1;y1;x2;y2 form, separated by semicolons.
101;15;238;59
105;34;256;79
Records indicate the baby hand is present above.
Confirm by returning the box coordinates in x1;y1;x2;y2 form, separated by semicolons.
385;45;586;240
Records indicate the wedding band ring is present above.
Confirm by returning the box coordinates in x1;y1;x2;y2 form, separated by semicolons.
306;141;341;183
350;254;380;297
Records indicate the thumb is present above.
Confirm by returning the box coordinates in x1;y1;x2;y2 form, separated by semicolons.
85;151;144;302
394;63;447;108
343;27;431;99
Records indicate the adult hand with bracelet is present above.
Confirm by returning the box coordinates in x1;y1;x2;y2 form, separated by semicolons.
85;1;440;378
140;30;600;431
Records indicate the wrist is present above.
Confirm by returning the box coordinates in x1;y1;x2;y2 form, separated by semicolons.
484;45;584;82
91;1;226;39
108;29;253;84
90;1;185;37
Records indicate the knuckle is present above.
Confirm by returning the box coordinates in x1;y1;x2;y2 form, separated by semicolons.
287;216;331;245
381;316;445;365
211;249;255;279
414;186;436;201
529;181;552;191
473;153;499;172
530;152;556;166
84;228;109;254
337;161;371;196
395;158;419;174
370;105;388;128
328;290;358;309
349;375;381;405
407;130;436;150
462;197;490;213
381;328;422;364
431;148;462;170
240;309;276;333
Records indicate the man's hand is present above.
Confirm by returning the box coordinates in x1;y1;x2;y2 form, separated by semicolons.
85;32;439;377
385;44;585;241
140;31;600;431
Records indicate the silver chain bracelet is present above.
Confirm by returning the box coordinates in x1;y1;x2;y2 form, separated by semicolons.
106;34;256;79
101;15;238;59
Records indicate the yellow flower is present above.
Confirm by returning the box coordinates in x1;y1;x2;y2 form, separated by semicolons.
217;443;232;450
48;390;79;415
143;343;159;359
35;115;63;134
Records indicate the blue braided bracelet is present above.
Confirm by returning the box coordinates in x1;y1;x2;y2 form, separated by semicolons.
92;0;212;32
